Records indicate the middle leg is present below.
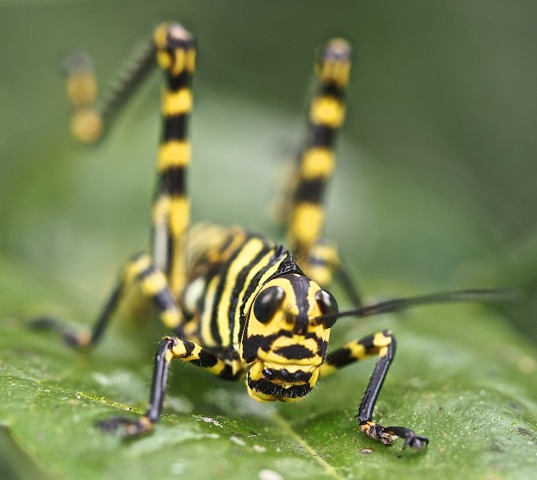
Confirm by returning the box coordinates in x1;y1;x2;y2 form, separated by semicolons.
32;253;185;348
282;38;363;306
286;38;351;268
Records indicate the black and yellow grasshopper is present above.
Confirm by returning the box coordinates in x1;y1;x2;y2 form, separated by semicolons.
35;22;510;449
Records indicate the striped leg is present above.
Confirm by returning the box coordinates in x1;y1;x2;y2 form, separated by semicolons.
321;330;429;449
32;254;184;348
151;23;196;297
287;38;351;267
62;22;195;298
283;39;362;304
99;336;243;436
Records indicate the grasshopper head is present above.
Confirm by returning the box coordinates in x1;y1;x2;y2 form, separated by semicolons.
240;273;338;402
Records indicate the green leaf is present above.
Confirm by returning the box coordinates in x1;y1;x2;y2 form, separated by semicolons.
1;265;537;479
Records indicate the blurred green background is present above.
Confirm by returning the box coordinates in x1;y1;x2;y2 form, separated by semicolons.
1;0;536;338
1;2;537;479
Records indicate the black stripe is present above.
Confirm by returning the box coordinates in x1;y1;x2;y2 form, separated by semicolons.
153;285;176;312
194;231;247;340
165;231;173;277
196;263;221;321
237;246;290;342
241;332;287;365
325;346;353;368
217;230;242;259
158;166;186;196
181;339;196;356
209;237;257;345
309;124;337;148
319;82;345;100
242;330;320;364
294;178;324;204
288;274;311;335
195;349;218;368
248;377;312;399
167;71;193;92
215;362;239;380
318;338;329;358
163;114;188;142
227;243;274;342
273;344;314;360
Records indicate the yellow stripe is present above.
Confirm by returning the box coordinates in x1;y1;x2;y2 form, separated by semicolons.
300;147;335;179
165;349;174;363
348;341;367;361
171;45;195;76
171;340;187;357
170;239;187;296
290;204;324;249
66;72;97;107
162;88;192;116
320;362;337;377
157;50;172;70
231;249;282;349
318;38;351;86
158;141;191;170
140;271;167;296
161;309;181;329
373;331;392;358
154;23;195;75
154;23;173;71
153;23;170;49
70;108;103;145
306;265;332;288
305;243;339;286
319;60;351;87
157;45;195;76
171;48;186;76
200;276;219;346
208;229;247;264
216;238;265;345
152;196;190;239
309;243;339;264
373;331;392;348
169;196;190;238
310;96;345;128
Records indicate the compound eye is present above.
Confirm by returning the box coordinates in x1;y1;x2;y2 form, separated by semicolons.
253;286;286;324
315;290;339;328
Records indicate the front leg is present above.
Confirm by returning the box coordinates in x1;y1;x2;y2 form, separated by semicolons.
99;336;244;436
321;329;428;449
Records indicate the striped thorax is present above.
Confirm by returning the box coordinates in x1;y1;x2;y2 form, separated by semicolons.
178;224;338;402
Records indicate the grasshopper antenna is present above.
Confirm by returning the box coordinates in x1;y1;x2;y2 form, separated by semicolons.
315;288;519;327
